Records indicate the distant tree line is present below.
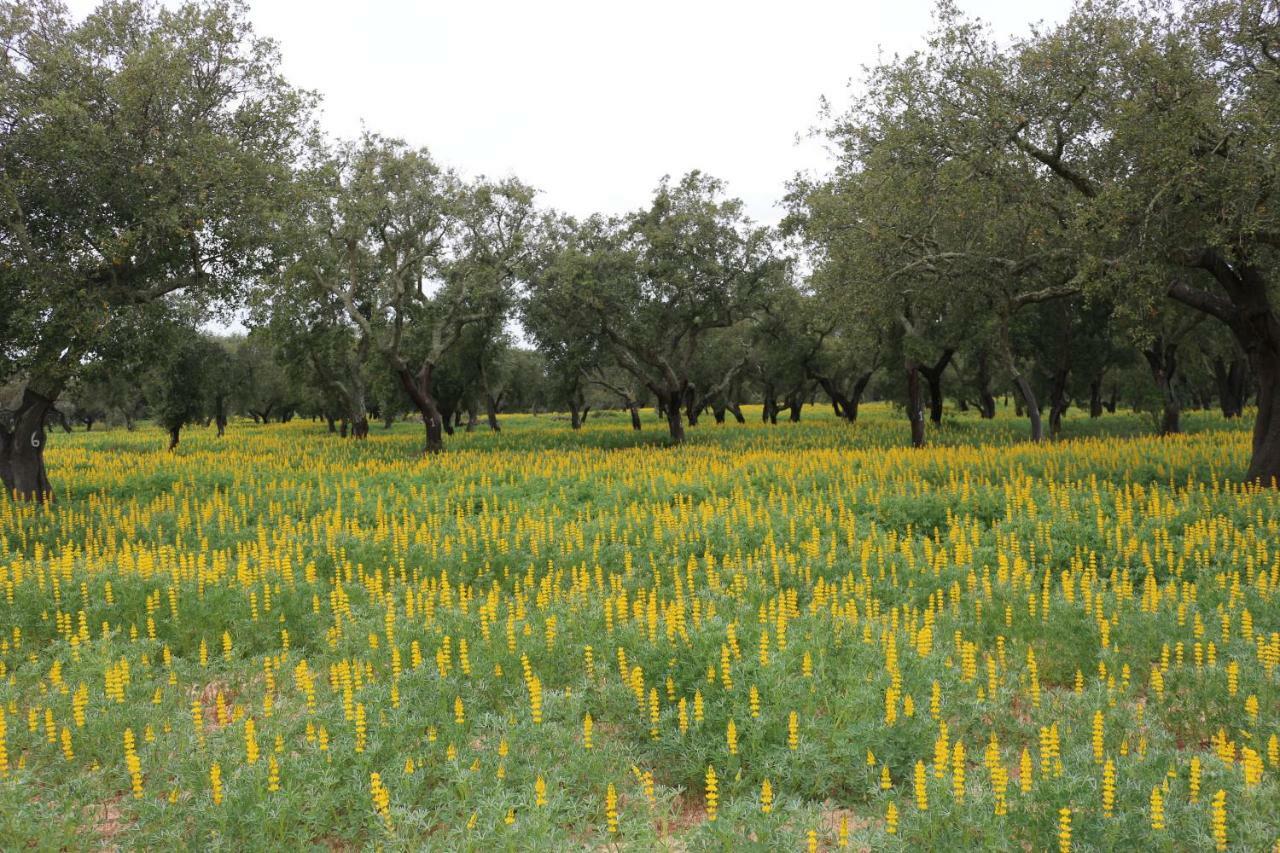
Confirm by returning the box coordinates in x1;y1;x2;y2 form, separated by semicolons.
2;0;1277;501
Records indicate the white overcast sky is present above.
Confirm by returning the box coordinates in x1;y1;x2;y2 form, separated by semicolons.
66;0;1074;226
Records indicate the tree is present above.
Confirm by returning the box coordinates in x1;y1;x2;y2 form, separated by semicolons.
915;0;1280;479
147;327;217;450
0;0;312;500
304;134;535;454
526;173;780;443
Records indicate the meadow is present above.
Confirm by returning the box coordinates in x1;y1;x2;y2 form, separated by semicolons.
0;405;1277;851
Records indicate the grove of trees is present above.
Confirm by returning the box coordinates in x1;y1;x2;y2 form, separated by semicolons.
3;0;1278;501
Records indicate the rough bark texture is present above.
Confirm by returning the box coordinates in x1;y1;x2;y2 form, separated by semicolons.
664;392;686;443
906;365;925;448
1;388;56;502
628;402;642;431
396;366;445;453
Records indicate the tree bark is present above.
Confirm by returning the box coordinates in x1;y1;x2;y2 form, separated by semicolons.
712;405;726;424
664;392;686;443
787;392;803;422
396;365;445;453
729;403;745;424
1048;367;1070;439
1012;375;1044;442
0;388;56;502
629;402;642;431
1088;377;1103;417
167;425;181;452
1213;357;1246;418
919;349;955;425
1143;338;1181;435
906;365;925;448
486;393;502;432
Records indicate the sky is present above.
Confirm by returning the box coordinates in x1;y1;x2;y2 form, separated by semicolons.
67;0;1077;226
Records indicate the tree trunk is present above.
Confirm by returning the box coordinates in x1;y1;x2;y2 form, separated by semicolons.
84;416;95;432
729;403;745;424
465;402;479;433
327;416;337;434
1213;357;1245;418
1012;375;1043;442
1249;346;1280;485
396;365;445;454
1088;378;1103;417
788;392;803;422
629;402;642;431
1048;367;1070;439
569;400;582;430
664;392;686;443
486;394;502;432
712;405;726;424
167;425;181;452
351;415;369;439
919;349;955;425
975;352;996;419
906;365;925;448
1143;339;1181;436
1;388;56;502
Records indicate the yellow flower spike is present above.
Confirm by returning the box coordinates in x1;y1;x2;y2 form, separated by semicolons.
705;765;719;822
1058;807;1071;852
210;762;223;805
605;782;618;833
760;778;772;813
913;760;928;811
886;801;898;834
1211;789;1227;851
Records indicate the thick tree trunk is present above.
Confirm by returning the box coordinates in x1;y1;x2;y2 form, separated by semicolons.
730;403;745;424
167;425;181;452
712;405;726;424
906;365;925;448
569;400;583;430
384;412;395;429
1;388;56;502
1143;339;1181;435
486;394;502;432
396;366;445;454
1088;378;1103;418
664;392;686;443
351;415;369;439
1249;347;1280;485
788;392;803;422
465;402;479;433
629;402;642;431
327;416;337;434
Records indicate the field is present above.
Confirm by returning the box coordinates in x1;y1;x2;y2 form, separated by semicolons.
1;406;1277;851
